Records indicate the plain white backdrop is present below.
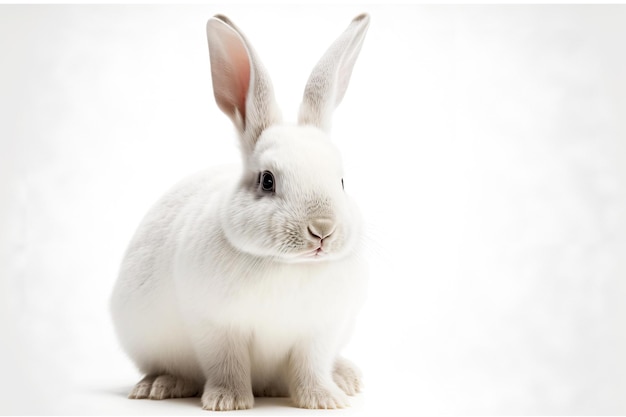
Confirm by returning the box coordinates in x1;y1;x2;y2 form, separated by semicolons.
1;4;626;415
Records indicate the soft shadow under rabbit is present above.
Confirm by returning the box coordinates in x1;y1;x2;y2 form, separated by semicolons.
110;13;370;411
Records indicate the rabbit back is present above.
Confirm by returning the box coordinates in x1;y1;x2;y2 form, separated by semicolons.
110;167;235;382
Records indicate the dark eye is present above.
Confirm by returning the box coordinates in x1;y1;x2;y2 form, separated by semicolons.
260;171;275;192
341;178;344;190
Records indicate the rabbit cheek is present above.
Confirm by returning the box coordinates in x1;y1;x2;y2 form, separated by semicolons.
220;196;275;257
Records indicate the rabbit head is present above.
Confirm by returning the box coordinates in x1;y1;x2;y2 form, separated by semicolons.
206;14;370;263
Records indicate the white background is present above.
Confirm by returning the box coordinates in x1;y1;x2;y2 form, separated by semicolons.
1;4;626;415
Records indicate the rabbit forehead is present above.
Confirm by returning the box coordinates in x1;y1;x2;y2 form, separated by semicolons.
253;125;343;177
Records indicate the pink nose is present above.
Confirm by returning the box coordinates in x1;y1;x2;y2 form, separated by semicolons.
307;218;336;241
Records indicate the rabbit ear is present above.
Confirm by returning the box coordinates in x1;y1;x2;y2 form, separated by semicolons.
206;15;281;153
298;13;370;132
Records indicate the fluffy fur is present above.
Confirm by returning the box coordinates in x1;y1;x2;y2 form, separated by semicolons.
110;13;370;411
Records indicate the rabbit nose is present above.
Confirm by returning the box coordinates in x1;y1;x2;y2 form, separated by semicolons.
307;218;336;241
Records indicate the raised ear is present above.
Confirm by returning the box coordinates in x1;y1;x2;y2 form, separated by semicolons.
206;15;281;153
298;13;370;132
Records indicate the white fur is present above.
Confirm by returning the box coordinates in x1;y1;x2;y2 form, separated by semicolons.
110;14;370;411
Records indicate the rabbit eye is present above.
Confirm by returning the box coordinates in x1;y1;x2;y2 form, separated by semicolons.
260;171;275;192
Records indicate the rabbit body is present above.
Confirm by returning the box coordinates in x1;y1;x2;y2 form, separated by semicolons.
111;14;370;411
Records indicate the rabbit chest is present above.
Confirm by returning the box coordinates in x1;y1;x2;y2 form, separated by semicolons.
176;249;366;344
174;235;367;378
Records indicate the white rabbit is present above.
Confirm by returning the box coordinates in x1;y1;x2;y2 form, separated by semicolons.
110;13;370;411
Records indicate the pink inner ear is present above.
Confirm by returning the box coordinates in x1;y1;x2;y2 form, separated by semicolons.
229;40;250;121
209;16;280;140
210;21;252;124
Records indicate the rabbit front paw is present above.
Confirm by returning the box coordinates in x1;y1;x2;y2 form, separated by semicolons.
292;383;349;409
201;386;254;411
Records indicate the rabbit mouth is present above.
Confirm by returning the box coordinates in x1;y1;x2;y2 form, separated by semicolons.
288;247;329;262
278;240;348;263
304;247;325;258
